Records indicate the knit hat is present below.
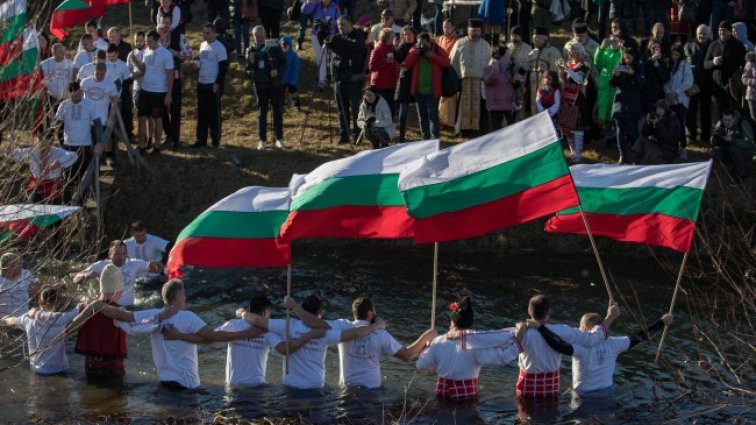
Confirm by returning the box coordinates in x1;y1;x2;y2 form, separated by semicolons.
281;35;292;46
449;296;474;330
100;263;124;295
534;27;549;37
572;18;588;34
381;8;393;16
510;25;524;38
720;20;733;31
467;19;483;29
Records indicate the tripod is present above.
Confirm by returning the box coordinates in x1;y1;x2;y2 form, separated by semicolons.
298;38;348;147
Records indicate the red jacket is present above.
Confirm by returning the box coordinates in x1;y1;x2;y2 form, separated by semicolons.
369;42;400;90
403;43;450;99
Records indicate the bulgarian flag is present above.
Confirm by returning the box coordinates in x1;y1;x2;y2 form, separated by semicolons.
0;0;26;66
399;112;580;244
0;204;80;242
0;26;42;101
545;162;712;253
279;140;439;241
49;0;100;40
167;186;291;278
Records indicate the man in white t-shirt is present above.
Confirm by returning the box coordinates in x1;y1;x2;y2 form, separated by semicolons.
76;19;109;54
93;279;260;389
163;294;325;387
191;23;228;148
73;239;163;307
55;81;101;188
287;296;438;389
123;220;170;284
132;30;174;154
104;43;131;95
41;43;73;104
0;288;81;375
238;294;388;389
76;49;105;81
127;31;151;152
73;34;100;79
81;63;119;165
0;253;41;317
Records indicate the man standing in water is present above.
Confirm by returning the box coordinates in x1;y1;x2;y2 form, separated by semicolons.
287;296;438;388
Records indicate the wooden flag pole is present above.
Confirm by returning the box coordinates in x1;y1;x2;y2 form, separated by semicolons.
285;264;291;374
655;252;689;363
577;205;614;304
431;242;439;329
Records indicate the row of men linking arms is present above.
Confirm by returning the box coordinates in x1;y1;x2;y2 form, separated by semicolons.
0;249;672;399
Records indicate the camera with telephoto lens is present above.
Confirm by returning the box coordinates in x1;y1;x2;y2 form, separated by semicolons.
315;18;332;44
418;43;429;55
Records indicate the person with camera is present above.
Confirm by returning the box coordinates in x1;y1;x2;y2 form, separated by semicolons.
369;28;400;118
710;108;756;186
631;99;681;165
594;34;623;145
403;32;450;140
246;25;287;150
302;0;341;89
327;15;367;145
609;47;645;164
357;87;396;149
395;26;418;144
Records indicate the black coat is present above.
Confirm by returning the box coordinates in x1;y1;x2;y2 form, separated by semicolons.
610;65;646;118
641;57;670;113
328;28;367;82
704;36;746;89
246;43;286;89
395;42;414;103
685;39;713;89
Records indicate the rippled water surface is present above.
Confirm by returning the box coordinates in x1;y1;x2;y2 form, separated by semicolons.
1;245;752;424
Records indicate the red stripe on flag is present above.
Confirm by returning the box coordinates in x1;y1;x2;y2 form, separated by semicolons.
279;205;415;241
0;219;41;240
411;174;579;244
0;70;44;101
544;211;696;253
50;7;100;40
0;38;24;67
167;236;291;277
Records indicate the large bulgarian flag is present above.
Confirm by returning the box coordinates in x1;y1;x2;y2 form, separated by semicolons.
49;0;100;40
0;0;26;66
0;26;42;101
167;186;291;277
0;204;80;242
279;140;439;240
545;162;712;253
398;112;580;243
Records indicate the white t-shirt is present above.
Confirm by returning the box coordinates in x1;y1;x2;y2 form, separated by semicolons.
198;40;228;84
8;147;78;180
84;259;149;306
267;318;342;389
572;336;631;393
329;319;403;388
416;331;521;380
124;234;169;262
41;57;73;99
0;269;37;317
217;319;283;386
55;98;97;146
127;48;145;91
76;37;108;54
80;76;118;123
76;62;95;81
105;59;131;94
16;308;79;374
73;49;98;71
114;309;207;389
140;46;174;93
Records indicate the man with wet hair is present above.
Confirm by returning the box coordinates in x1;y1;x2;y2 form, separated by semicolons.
163;294;325;386
0;253;41;317
238;294;388;389
290;295;438;389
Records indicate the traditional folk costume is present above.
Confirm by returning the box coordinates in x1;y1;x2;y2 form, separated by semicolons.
450;20;492;133
7;146;77;202
559;58;590;160
507;26;532;120
527;28;562;117
436;33;459;128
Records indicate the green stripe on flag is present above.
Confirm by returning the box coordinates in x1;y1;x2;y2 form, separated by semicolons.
402;143;569;219
0;46;37;81
1;12;25;43
177;210;290;241
290;174;405;211
559;185;703;221
30;214;62;229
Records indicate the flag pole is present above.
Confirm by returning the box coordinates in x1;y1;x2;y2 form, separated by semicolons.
431;242;438;329
577;205;614;304
285;263;291;374
128;2;133;36
655;252;689;363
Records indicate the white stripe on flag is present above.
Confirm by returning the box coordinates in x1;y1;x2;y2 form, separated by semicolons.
569;161;712;190
206;187;291;213
0;0;26;21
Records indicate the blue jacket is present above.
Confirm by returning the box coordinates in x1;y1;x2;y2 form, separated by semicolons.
281;36;301;86
301;0;340;37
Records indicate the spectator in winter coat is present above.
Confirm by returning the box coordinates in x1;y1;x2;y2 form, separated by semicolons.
732;22;753;52
641;39;670;117
358;88;396;148
280;36;302;111
711;109;756;185
664;43;694;159
685;24;713;144
484;46;519;131
704;20;746;115
610;47;645;164
369;29;400;117
632;99;682;164
395;26;417;144
301;0;341;88
403;32;450;140
742;52;756;121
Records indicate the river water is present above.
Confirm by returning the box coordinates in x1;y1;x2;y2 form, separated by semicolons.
0;243;752;424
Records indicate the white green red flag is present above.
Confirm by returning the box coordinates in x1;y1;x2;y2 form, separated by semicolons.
0;204;80;242
545;162;712;253
0;0;26;65
398;112;580;243
49;0;100;40
167;186;291;278
279;140;439;240
0;22;41;101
